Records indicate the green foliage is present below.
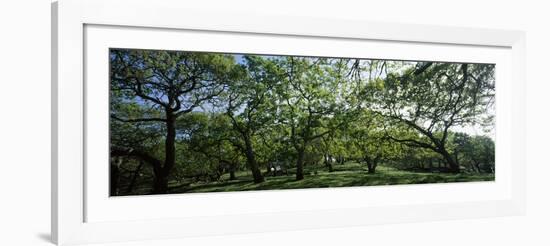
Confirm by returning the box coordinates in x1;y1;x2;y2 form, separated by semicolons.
109;49;496;196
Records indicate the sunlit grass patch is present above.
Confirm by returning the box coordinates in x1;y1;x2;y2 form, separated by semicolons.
170;162;494;194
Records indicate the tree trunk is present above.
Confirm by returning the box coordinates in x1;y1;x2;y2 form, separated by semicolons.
469;163;477;173
365;155;378;174
367;165;376;174
440;148;460;173
474;161;482;173
153;175;168;194
296;149;305;180
325;154;334;172
110;146;163;194
153;112;176;194
338;156;345;165
244;136;264;183
110;158;121;196
266;164;271;174
454;152;460;168
229;162;236;180
126;160;144;193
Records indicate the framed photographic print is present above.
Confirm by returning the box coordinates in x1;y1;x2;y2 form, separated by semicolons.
52;0;526;245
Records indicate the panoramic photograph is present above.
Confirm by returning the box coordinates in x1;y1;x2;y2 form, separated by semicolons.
109;48;495;196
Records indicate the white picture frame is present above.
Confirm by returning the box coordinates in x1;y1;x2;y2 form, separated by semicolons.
52;0;526;245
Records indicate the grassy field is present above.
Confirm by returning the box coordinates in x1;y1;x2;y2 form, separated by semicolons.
169;162;494;194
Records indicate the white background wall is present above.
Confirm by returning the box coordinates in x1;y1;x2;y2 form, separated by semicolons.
0;0;548;245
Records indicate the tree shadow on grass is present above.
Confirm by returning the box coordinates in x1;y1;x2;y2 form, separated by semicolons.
172;179;253;193
168;167;494;194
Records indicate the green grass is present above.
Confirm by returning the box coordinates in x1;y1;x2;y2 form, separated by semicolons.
168;162;494;194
